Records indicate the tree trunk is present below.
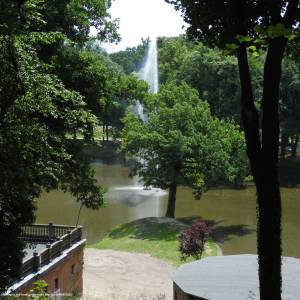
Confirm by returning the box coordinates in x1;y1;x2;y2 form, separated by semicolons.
234;2;287;296
280;131;288;159
102;124;105;142
73;128;77;140
106;124;109;141
236;39;286;300
291;134;299;158
259;37;286;300
165;183;177;218
233;0;298;297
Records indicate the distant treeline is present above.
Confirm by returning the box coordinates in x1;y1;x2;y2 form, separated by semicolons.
111;35;300;158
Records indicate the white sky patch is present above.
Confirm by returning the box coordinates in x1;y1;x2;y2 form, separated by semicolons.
100;0;186;52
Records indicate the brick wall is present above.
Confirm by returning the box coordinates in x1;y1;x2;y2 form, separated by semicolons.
15;243;84;296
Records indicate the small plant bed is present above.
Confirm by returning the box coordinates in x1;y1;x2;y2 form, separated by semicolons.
91;217;219;266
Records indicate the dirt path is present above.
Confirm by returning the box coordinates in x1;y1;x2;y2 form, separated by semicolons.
83;249;176;300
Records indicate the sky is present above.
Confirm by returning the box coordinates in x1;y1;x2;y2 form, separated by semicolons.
103;0;186;52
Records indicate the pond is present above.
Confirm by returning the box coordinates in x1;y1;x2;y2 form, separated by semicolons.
36;159;300;257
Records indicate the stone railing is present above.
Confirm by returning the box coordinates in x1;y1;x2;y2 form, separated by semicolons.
20;223;83;279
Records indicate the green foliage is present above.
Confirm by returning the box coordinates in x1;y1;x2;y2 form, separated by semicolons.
29;280;48;300
110;38;150;74
0;33;104;290
223;24;297;58
54;45;149;135
157;36;195;84
122;82;248;214
54;45;122;118
165;1;299;48
158;34;300;150
157;36;267;124
42;0;119;44
0;0;119;291
0;0;119;43
280;58;300;137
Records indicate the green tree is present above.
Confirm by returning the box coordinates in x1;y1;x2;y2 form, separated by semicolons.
280;58;300;158
158;36;264;124
54;45;148;140
166;0;300;298
110;38;150;74
178;42;241;121
31;0;120;45
157;36;195;84
122;82;247;218
0;0;116;291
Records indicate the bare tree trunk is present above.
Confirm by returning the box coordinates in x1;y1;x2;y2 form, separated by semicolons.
236;38;286;300
258;37;287;300
291;134;299;158
280;131;288;159
73;128;77;140
165;183;177;218
106;124;109;141
234;2;287;297
102;124;105;142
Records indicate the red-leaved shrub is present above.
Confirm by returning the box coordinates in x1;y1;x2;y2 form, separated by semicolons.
179;220;213;260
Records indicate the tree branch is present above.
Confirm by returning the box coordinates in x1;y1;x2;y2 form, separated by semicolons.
284;0;300;26
268;0;284;24
233;0;262;184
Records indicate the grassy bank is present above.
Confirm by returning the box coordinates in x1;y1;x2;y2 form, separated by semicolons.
91;217;219;266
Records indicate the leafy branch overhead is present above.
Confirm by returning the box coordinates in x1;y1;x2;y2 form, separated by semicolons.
226;24;297;57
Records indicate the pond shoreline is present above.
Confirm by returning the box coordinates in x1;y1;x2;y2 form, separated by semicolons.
36;158;300;258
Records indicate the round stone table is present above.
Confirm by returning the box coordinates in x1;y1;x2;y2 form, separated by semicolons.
173;254;300;300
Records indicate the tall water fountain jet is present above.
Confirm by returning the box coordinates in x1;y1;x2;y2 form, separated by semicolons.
135;38;159;121
138;38;159;94
131;38;162;217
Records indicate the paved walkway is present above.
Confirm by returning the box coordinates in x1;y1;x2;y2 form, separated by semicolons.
83;249;176;300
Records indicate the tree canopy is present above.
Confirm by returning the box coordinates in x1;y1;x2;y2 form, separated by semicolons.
53;44;149;139
0;0;119;290
157;35;300;156
280;58;300;158
158;36;242;122
122;82;248;218
110;38;149;74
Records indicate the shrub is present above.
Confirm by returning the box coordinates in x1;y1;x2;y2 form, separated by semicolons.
178;221;213;260
29;280;48;300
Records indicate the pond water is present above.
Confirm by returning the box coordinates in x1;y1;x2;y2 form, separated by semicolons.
36;159;300;257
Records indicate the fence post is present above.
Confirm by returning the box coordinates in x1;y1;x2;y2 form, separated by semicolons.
67;230;72;247
58;238;63;255
46;242;52;262
33;251;40;272
77;225;83;240
48;222;55;240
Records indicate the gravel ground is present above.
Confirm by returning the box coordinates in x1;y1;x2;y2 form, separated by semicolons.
83;249;176;300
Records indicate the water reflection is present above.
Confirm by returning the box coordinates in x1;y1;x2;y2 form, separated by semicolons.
36;160;300;257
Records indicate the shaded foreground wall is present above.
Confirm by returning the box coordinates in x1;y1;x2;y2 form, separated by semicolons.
174;283;205;300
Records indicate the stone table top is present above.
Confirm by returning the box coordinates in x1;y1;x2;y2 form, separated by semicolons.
173;254;300;300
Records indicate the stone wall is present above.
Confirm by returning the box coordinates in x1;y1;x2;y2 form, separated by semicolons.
173;283;206;300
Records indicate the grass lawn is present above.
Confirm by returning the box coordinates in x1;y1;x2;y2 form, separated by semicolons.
91;217;219;266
